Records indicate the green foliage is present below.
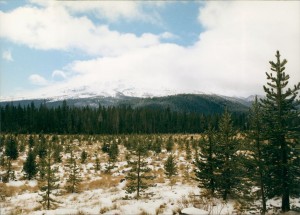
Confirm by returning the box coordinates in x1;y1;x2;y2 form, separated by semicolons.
185;140;191;160
28;135;35;148
39;147;60;210
109;141;119;162
23;148;37;180
80;150;88;164
1;156;15;183
152;137;162;154
5;135;18;160
125;140;154;199
0;135;5;150
52;143;63;163
164;154;177;179
102;141;119;172
165;136;174;152
36;134;47;159
38;156;47;180
261;51;300;212
215;110;240;200
94;154;101;172
0;98;247;134
195;125;218;195
66;151;82;193
246;96;267;214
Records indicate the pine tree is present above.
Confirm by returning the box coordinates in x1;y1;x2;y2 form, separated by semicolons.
164;154;177;188
80;150;87;164
52;144;63;163
5;135;18;160
195;125;218;196
38;156;47;180
23;148;37;180
166;136;174;152
36;134;47;159
94;154;101;172
109;141;119;162
66;151;82;193
185;139;192;160
152;137;162;154
1;156;14;183
28;135;35;148
126;140;154;199
39;147;60;210
103;141;119;172
261;51;300;212
215;109;240;200
247;96;267;214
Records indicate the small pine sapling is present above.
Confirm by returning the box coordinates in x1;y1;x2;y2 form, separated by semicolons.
164;154;177;188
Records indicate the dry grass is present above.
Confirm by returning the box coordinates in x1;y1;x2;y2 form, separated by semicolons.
99;203;119;214
0;183;39;198
152;168;165;184
80;174;123;190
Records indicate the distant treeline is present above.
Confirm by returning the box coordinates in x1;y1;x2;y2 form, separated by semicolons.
0;101;246;134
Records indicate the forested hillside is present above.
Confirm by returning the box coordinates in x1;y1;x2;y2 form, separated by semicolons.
0;101;247;134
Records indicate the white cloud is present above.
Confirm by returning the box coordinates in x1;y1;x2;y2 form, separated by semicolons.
2;1;300;99
29;0;164;23
28;74;48;86
52;70;67;79
2;50;13;61
194;1;300;96
0;5;161;56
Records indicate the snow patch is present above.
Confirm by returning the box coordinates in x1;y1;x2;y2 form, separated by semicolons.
181;207;209;215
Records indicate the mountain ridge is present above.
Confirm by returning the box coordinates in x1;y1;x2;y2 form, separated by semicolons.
0;93;255;114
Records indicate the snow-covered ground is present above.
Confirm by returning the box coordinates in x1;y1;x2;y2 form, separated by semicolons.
0;134;299;215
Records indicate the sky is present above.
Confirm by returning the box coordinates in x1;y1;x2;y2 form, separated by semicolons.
0;0;300;100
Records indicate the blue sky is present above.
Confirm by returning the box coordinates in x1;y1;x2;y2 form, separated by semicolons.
0;1;299;100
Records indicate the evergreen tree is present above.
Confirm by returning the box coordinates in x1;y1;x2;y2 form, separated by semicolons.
36;134;47;159
23;148;37;180
1;156;14;183
185;139;192;160
152;137;162;154
261;51;300;212
126;140;154;199
39;147;60;210
247;96;267;214
0;135;5;151
5;135;18;160
215;109;240;200
164;154;177;188
80;150;87;164
109;141;119;162
38;156;47;180
102;141;119;172
94;154;101;172
28;135;35;148
166;136;174;152
195;125;218;196
66;151;82;193
52;144;63;163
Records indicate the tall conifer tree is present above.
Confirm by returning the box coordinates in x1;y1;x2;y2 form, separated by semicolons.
39;147;60;210
66;151;82;193
195;125;218;196
23;148;37;180
247;96;267;214
126;139;154;199
216;109;240;200
261;51;300;212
